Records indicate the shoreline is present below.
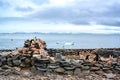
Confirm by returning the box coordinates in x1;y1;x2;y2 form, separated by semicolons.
0;47;120;51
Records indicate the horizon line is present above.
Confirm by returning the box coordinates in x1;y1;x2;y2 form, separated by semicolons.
0;32;120;35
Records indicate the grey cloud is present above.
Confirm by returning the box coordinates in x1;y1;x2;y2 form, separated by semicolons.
1;0;120;27
0;0;10;8
28;0;120;26
31;0;49;5
15;6;34;12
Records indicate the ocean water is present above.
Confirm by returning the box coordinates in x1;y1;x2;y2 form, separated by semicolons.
0;33;120;49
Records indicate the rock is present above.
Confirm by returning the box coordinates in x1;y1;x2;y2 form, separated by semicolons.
37;67;47;72
81;65;90;70
55;67;65;73
59;60;70;67
104;73;116;79
7;58;13;66
55;53;63;61
79;59;84;63
25;58;31;64
102;67;111;70
70;59;80;65
81;69;90;74
13;60;21;66
74;68;81;75
23;71;32;77
13;67;21;71
1;56;7;65
94;63;103;67
65;71;73;75
20;63;26;68
81;62;93;66
95;70;104;75
48;65;59;69
11;69;21;75
30;66;37;73
0;61;2;66
64;66;75;71
1;65;11;69
91;67;100;71
21;68;32;77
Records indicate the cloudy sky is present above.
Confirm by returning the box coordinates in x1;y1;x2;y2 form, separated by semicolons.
0;0;120;34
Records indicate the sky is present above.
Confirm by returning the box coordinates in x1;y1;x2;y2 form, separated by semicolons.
0;0;120;34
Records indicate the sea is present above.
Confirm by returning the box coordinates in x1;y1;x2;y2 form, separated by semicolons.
0;33;120;50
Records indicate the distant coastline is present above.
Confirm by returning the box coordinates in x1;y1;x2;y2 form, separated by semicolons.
0;32;120;35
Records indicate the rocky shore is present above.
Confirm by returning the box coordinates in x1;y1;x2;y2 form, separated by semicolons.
0;37;120;80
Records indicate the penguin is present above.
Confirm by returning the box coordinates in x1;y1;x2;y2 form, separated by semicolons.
85;55;90;60
94;54;100;61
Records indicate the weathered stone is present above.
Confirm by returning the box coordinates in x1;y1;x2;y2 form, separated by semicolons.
59;60;70;67
55;67;65;73
13;67;21;72
64;66;75;71
25;58;31;64
11;69;21;75
55;53;62;61
81;62;93;66
65;71;73;75
81;66;90;70
81;69;90;74
1;65;11;69
91;67;100;71
74;68;81;75
48;65;59;69
20;63;26;68
37;67;47;72
94;63;103;67
94;70;104;75
104;73;116;79
30;66;37;73
13;60;21;66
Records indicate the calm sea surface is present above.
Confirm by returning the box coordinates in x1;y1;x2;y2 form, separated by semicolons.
0;33;120;49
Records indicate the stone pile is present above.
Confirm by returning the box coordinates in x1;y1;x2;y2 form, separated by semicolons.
0;38;120;80
0;37;49;68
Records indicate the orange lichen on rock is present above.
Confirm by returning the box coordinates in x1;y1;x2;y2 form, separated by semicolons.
18;37;48;58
